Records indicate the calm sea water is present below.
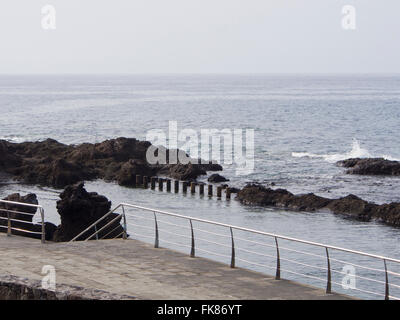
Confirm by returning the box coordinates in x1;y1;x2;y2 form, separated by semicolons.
1;74;400;299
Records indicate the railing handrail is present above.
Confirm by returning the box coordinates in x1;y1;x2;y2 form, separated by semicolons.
0;199;45;243
0;199;44;209
69;201;400;299
69;204;124;242
120;203;400;264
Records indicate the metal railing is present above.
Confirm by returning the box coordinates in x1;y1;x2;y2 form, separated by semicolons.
0;200;45;243
70;202;400;300
70;203;127;242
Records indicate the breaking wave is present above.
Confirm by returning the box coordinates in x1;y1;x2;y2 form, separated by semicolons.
292;139;400;163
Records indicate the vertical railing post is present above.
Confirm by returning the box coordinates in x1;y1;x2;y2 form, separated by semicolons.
122;205;127;240
154;212;159;248
94;225;99;240
40;207;45;243
230;227;235;268
325;247;332;294
384;259;390;300
190;219;195;258
6;203;11;237
275;237;281;280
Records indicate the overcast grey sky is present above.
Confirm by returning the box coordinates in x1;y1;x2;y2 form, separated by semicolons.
0;1;399;74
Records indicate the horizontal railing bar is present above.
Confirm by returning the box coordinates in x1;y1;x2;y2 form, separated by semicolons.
125;205;400;291
86;213;123;241
328;256;400;277
0;216;35;225
129;232;155;241
192;227;232;239
121;203;400;264
235;246;277;260
235;257;279;272
126;214;156;223
234;235;278;250
0;209;36;216
113;231;125;239
236;256;392;299
128;210;394;286
70;204;122;242
225;243;398;288
0;200;43;209
156;219;192;230
127;222;155;231
276;244;400;278
100;225;122;240
0;225;42;235
195;236;231;249
348;272;400;288
158;229;192;240
196;247;231;259
235;246;334;275
330;258;388;274
128;221;192;240
126;212;192;230
346;285;387;298
237;256;344;287
235;246;344;277
89;203;400;300
159;239;193;250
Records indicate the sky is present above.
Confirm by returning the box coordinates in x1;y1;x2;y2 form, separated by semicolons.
0;0;399;74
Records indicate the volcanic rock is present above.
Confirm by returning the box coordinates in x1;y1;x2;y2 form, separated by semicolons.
52;182;124;242
337;158;400;176
208;174;229;183
0;137;223;189
236;183;400;227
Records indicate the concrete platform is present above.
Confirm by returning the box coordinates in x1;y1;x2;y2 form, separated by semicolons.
0;233;352;300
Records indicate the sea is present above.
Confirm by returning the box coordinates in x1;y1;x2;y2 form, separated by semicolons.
1;74;400;299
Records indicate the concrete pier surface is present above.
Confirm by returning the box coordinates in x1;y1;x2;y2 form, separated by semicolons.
0;233;351;300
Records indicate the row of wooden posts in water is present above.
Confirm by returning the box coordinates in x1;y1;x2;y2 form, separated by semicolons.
133;175;232;200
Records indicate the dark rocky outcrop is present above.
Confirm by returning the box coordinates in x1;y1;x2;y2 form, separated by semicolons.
208;174;229;183
52;182;124;242
159;163;207;181
117;159;157;186
337;158;400;176
0;193;57;240
236;184;400;227
0;183;126;242
0;138;223;189
0;275;136;300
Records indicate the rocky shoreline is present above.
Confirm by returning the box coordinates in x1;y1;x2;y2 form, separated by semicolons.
0;137;222;189
1;137;400;239
237;184;400;227
336;158;400;176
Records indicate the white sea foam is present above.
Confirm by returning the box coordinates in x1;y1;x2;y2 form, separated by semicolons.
0;135;36;143
292;139;400;163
